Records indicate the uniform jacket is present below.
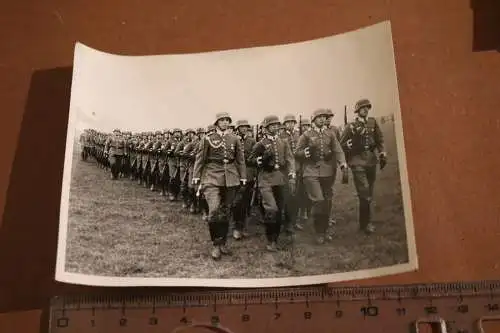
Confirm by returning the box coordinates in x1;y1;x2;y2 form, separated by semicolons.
248;134;295;187
193;129;246;187
295;126;346;178
167;138;181;161
340;116;384;167
327;125;341;142
239;134;257;181
104;135;127;156
182;137;200;168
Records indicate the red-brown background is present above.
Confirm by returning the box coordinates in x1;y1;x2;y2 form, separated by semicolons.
1;0;499;331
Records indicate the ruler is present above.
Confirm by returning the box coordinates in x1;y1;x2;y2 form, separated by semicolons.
48;280;500;333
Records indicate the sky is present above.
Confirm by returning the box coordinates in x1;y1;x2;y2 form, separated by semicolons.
68;20;401;134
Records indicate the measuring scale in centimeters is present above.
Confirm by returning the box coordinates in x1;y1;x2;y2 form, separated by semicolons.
48;280;500;333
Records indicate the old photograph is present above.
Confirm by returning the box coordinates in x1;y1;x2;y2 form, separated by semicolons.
55;20;418;287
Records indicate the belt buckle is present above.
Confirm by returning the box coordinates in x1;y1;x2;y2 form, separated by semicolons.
223;159;229;164
274;164;280;170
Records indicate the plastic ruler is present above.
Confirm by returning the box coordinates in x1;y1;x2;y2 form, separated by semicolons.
48;280;500;333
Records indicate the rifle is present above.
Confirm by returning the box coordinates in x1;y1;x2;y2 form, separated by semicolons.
341;105;349;184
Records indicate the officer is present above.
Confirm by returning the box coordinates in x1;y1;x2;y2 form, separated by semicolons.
295;109;347;244
231;119;257;240
248;115;295;252
104;129;127;180
340;99;386;234
192;112;247;260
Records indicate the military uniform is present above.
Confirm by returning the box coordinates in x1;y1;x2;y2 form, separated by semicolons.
79;130;91;161
156;130;170;196
295;109;347;244
196;125;215;220
182;128;204;213
248;115;295;251
167;129;183;201
176;129;196;209
231;120;257;240
279;114;301;232
192;112;247;260
148;131;163;191
104;129;127;180
340;99;386;234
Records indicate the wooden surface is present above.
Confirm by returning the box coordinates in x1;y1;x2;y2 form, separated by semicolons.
0;0;499;331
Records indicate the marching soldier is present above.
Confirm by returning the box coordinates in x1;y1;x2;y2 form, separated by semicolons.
167;128;183;201
181;128;204;213
156;130;170;196
279;114;302;232
340;98;387;234
296;118;312;222
128;133;140;181
295;109;347;244
176;128;196;209
192;112;247;260
104;129;127;180
196;125;214;221
248;115;295;251
149;131;163;191
324;109;342;229
231;119;256;240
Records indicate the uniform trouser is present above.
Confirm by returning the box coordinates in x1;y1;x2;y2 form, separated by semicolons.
303;176;335;234
109;155;124;179
168;160;180;197
232;180;255;231
351;165;377;229
204;186;238;246
179;165;190;203
295;176;311;215
260;185;287;243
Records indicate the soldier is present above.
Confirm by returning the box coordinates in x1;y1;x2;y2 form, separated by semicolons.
156;130;170;196
196;125;214;221
339;98;387;234
248;115;296;251
104;129;127;180
176;128;196;209
128;133;140;181
182;128;204;213
148;131;164;191
192;112;247;260
79;129;91;161
167;128;183;201
231;119;257;240
324;109;342;230
296;117;312;222
121;131;132;178
295;109;347;244
279;114;302;232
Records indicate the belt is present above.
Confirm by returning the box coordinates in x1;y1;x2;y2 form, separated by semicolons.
207;158;235;165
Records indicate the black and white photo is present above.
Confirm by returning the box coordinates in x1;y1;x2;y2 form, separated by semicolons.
55;20;418;287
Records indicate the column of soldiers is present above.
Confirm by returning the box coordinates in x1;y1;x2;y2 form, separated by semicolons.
78;98;387;261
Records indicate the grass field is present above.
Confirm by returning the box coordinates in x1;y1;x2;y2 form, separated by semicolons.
64;119;410;279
